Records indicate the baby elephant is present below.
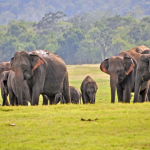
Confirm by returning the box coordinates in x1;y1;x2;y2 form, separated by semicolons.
54;92;64;104
54;86;81;104
81;76;98;104
70;86;81;104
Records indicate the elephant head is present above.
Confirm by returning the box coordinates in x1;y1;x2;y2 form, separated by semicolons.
100;54;135;103
54;93;63;104
86;82;98;104
10;50;45;105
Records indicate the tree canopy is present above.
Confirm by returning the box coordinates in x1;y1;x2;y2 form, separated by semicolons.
1;10;150;64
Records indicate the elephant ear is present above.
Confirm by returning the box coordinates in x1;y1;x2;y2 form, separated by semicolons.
10;57;14;71
94;83;98;92
1;71;9;82
146;55;150;73
1;71;10;90
100;59;109;74
124;56;135;75
30;52;45;72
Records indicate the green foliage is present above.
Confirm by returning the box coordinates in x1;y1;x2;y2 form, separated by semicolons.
24;42;36;52
56;28;84;64
1;12;150;64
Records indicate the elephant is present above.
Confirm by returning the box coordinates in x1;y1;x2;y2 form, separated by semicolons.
133;49;150;103
54;92;64;104
1;71;10;106
1;70;31;106
10;50;70;105
81;76;98;104
100;45;150;103
69;86;81;104
54;86;81;104
0;62;12;87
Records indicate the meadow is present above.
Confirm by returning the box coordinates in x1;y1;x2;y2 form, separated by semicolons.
0;64;150;150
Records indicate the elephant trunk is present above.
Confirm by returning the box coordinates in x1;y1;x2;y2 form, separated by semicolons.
88;93;95;104
133;74;141;103
110;74;118;103
15;68;23;105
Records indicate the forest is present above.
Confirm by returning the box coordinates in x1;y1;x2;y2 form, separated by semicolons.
1;0;150;64
1;10;150;64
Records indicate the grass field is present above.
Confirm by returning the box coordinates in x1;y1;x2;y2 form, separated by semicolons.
0;64;150;150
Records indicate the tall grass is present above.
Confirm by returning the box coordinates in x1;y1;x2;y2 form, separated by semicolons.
0;64;150;150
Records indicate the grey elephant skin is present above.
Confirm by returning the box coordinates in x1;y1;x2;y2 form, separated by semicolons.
0;62;12;87
81;76;98;104
100;45;150;103
10;50;70;105
1;70;31;106
54;86;81;104
70;86;81;104
134;49;150;102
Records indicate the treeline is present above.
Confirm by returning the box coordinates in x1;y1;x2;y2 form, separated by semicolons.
1;11;150;64
0;0;149;24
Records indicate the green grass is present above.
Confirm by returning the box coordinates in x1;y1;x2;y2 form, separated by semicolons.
0;64;150;150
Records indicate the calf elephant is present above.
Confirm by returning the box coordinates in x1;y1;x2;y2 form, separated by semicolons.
81;76;98;104
10;50;70;105
1;71;10;106
54;86;81;104
70;86;81;104
100;45;150;103
54;92;64;104
1;70;31;106
0;62;12;87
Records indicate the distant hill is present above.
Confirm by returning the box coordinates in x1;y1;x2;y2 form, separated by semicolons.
0;0;150;24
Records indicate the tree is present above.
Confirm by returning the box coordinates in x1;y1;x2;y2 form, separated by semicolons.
92;22;113;60
33;11;67;35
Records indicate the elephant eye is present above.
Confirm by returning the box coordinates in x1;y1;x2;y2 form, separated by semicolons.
138;68;143;72
117;69;121;73
22;65;26;70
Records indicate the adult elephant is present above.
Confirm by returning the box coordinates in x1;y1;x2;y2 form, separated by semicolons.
0;62;12;87
1;70;31;106
100;45;150;103
134;49;150;103
81;76;98;104
10;50;70;105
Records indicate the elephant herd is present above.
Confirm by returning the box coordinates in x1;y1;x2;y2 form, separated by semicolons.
1;45;150;106
100;45;150;103
0;50;98;106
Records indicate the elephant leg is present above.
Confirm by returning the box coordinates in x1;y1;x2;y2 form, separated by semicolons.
14;96;18;106
23;99;28;106
9;90;15;106
31;87;41;105
82;93;89;104
1;92;9;106
49;95;55;105
42;95;48;105
117;83;123;102
60;96;65;104
140;89;147;102
123;88;131;103
63;73;71;103
2;95;9;106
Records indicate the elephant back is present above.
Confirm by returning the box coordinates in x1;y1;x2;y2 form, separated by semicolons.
123;45;150;61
